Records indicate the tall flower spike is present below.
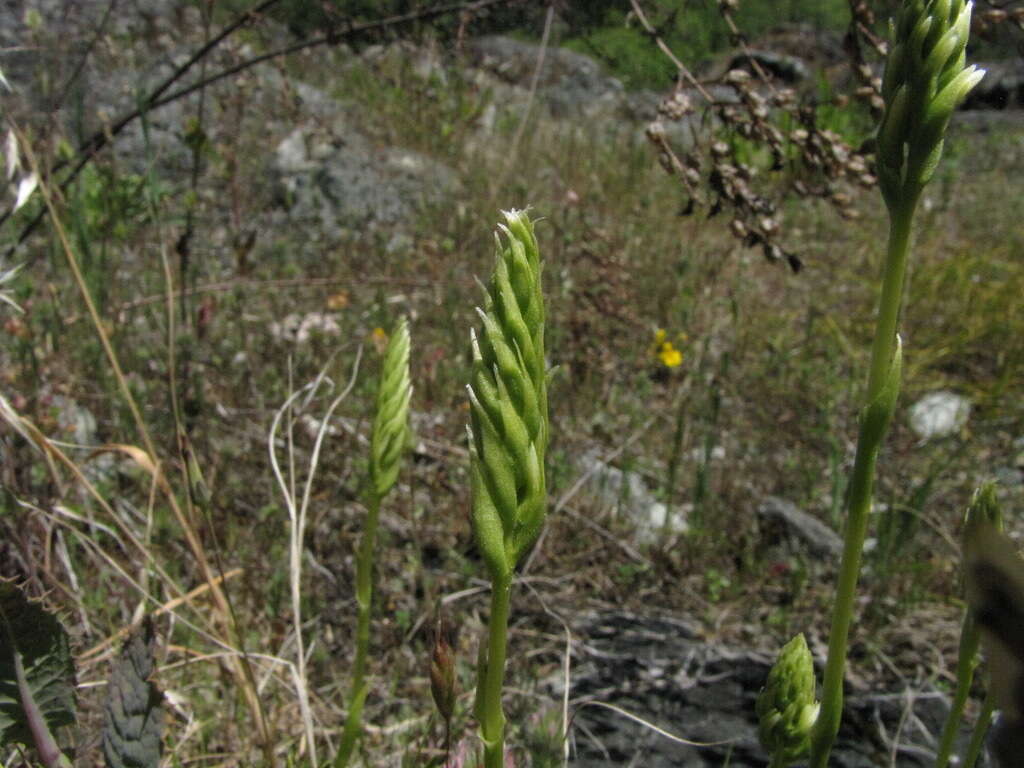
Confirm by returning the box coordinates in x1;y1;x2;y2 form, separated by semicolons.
757;633;820;767
370;318;412;498
468;209;548;582
876;0;984;207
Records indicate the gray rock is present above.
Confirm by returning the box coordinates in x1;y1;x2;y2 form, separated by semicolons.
271;124;458;236
360;39;446;84
465;35;625;120
726;49;811;83
993;466;1024;487
566;611;985;767
49;395;98;446
46;394;117;485
757;496;843;558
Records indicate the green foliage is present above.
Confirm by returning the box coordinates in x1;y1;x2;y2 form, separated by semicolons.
563;0;850;89
71;164;151;243
0;581;76;762
564;26;678;90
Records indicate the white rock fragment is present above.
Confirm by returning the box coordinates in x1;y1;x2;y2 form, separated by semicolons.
269;312;341;344
578;450;690;544
908;391;970;440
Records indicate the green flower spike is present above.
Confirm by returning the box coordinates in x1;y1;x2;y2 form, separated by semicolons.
335;318;412;767
876;0;985;208
370;318;412;498
468;209;548;582
468;209;548;768
758;633;820;768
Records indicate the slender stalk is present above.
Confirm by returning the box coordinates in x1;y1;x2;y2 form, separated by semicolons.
934;611;980;768
335;319;410;766
961;688;996;768
809;434;884;764
936;484;1001;768
810;199;912;768
480;572;513;768
807;2;983;761
864;200;916;400
336;492;382;766
660;386;688;542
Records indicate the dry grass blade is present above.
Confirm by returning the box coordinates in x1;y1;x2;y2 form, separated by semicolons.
16;127;275;764
570;699;737;750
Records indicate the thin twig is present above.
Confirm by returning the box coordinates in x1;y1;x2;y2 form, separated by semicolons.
627;0;713;101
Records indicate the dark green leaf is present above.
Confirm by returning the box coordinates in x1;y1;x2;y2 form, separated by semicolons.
0;580;76;750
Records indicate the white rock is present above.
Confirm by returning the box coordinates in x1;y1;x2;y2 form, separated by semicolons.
908;391;970;439
269;312;341;344
275;128;312;173
577;450;689;544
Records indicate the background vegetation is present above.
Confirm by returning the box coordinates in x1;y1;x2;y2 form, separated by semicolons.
1;0;1022;765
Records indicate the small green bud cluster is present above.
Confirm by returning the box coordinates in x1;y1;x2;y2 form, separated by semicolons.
468;210;548;582
370;318;412;498
757;633;820;766
877;0;985;205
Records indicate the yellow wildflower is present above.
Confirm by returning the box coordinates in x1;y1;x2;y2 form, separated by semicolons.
659;342;683;368
651;328;685;369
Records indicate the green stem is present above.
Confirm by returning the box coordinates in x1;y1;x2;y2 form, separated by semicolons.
866;199;916;400
934;611;980;768
809;198;917;768
336;493;382;767
481;571;512;768
660;387;688;542
961;687;996;768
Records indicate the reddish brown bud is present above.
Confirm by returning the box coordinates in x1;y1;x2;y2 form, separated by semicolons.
430;613;457;722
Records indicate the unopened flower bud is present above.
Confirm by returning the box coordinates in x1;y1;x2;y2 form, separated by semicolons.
757;633;819;765
430;613;457;722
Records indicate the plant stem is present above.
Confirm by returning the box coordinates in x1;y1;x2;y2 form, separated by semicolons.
865;198;916;400
660;386;688;542
934;611;980;768
961;688;996;768
336;492;383;767
481;571;513;768
809;197;916;768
